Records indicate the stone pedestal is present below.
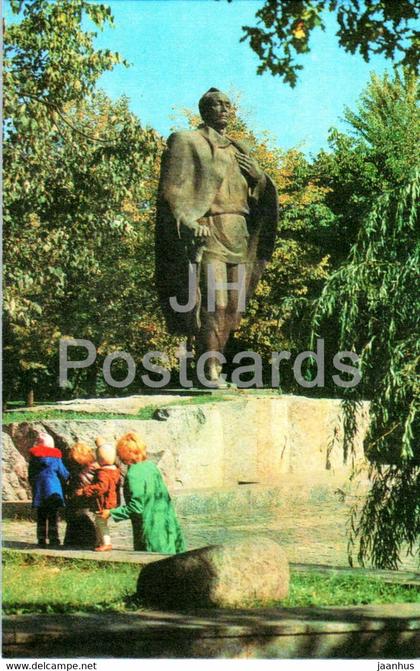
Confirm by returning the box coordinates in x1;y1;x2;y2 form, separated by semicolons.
3;394;369;500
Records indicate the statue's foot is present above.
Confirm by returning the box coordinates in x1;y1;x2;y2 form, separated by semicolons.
204;359;230;389
206;376;231;389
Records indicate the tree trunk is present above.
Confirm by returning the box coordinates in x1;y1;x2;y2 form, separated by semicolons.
27;388;34;407
86;363;98;398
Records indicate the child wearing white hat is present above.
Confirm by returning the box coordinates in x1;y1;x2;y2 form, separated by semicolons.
28;431;69;548
75;437;121;551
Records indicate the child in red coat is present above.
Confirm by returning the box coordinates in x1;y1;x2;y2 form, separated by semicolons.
76;439;120;552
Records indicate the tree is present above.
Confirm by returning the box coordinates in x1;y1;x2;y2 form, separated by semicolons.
3;1;171;404
223;0;419;87
3;87;170;403
4;0;127;136
233;147;333;389
311;71;419;568
3;0;125;404
312;69;419;264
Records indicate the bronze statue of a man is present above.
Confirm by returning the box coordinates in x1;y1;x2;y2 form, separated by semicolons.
155;88;278;386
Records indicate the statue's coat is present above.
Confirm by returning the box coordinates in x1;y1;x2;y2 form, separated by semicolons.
155;125;279;335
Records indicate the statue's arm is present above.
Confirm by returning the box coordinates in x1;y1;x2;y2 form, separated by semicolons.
161;132;210;238
235;151;267;198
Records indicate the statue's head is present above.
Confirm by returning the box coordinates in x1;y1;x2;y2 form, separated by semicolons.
198;88;232;131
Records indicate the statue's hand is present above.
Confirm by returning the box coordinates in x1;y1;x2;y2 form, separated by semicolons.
182;220;211;238
235;152;265;184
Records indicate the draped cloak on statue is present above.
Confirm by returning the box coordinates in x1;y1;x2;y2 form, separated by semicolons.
155;125;279;335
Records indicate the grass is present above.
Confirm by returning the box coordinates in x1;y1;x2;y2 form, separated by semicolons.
2;408;158;424
282;572;419;608
2;394;233;425
3;550;419;615
2;551;140;614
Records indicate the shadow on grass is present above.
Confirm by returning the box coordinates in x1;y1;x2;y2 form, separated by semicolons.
3;600;135;615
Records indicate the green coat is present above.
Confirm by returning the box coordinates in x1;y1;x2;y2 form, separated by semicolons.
110;461;186;554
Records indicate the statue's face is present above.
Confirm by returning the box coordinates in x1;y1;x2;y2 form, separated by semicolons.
202;93;233;131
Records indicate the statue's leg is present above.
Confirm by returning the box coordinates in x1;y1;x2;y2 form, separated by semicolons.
197;256;229;383
226;263;246;335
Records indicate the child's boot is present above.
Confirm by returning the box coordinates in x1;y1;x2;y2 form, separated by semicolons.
37;510;47;548
48;521;61;548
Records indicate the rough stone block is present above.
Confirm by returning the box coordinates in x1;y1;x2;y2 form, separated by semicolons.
2;394;370;500
137;536;289;609
2;434;31;501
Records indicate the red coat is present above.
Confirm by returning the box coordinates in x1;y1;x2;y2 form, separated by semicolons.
79;465;121;511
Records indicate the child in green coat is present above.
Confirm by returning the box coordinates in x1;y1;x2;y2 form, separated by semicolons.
99;432;185;554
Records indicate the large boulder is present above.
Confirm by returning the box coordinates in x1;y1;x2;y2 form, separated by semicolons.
2;433;31;501
137;536;289;609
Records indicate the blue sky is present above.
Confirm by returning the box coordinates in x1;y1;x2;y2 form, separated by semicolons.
92;0;392;156
5;0;394;155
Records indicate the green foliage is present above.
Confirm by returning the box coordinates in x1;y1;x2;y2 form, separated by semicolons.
349;464;419;571
311;71;419;568
314;171;419;460
4;0;125;115
3;88;169;402
312;70;419;268
3;0;178;403
226;0;419;87
344;70;419;185
236;148;333;381
2;408;158;423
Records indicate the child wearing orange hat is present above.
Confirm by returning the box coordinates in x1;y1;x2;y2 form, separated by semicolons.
64;441;99;549
100;432;185;554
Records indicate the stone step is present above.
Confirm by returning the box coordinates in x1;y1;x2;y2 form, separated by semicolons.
4;542;419;585
3;541;169;564
4;603;420;658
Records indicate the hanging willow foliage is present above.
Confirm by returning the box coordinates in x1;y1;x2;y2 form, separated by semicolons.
311;168;419;568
